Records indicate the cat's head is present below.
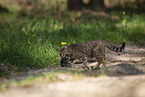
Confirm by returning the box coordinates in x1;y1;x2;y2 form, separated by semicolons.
58;45;72;67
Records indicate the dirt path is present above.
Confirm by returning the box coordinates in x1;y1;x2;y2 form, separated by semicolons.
1;75;145;97
0;45;145;97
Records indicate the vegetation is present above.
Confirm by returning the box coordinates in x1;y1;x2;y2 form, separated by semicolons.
0;0;145;78
0;70;84;92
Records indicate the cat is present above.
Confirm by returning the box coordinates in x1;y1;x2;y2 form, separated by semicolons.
58;40;125;70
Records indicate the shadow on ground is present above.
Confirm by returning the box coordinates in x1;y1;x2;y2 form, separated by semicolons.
83;63;145;77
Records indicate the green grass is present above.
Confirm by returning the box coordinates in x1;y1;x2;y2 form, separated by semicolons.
0;70;84;92
0;8;145;77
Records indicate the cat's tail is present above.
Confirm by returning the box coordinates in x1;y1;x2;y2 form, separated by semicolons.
103;41;125;52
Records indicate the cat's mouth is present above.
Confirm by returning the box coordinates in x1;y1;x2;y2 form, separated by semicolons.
60;58;72;67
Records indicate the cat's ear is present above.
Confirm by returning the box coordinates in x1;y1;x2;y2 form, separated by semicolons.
64;45;67;49
58;47;61;51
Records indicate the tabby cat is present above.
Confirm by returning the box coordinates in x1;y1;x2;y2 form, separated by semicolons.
58;40;125;70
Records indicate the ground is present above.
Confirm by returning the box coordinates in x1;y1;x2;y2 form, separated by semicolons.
0;45;145;97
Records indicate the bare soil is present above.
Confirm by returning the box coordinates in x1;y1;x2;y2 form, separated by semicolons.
0;45;145;97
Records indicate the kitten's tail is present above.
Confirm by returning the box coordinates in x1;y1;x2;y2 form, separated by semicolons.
103;41;125;52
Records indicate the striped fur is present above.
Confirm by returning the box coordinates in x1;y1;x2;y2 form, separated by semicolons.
59;40;125;69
